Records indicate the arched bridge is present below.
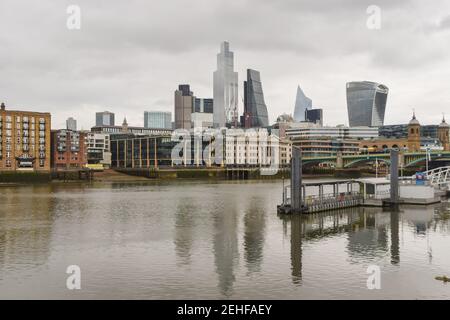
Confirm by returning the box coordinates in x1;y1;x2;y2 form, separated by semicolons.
302;151;450;169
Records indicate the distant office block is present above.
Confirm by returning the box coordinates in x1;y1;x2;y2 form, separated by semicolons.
346;81;388;127
96;111;115;126
144;111;172;129
175;84;193;130
305;109;323;126
194;98;214;114
66;117;77;131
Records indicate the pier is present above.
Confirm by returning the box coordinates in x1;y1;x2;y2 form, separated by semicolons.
278;149;450;215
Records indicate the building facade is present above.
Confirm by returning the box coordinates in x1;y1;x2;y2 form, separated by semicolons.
285;124;379;141
144;111;172;129
293;85;312;122
66;117;77;131
86;132;111;167
438;117;450;151
213;41;239;128
111;128;286;169
346;81;389;127
305;108;323;126
192;98;214;128
0;103;51;171
91;124;172;136
407;113;421;152
175;85;193;130
96;111;115;126
51;130;88;169
241;69;269;128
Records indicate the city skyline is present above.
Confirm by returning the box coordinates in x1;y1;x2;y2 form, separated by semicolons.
2;1;450;129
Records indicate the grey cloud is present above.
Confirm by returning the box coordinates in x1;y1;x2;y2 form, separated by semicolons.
1;0;450;129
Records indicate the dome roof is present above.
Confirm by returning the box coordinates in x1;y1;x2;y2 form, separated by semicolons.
439;117;449;128
409;113;420;125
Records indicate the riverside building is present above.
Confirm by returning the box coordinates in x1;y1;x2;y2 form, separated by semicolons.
50;129;88;169
0;103;51;171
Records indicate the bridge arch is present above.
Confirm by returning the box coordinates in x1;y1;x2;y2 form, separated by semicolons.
344;157;391;168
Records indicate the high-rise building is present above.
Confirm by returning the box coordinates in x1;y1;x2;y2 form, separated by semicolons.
144;111;172;129
96;111;115;126
0;103;51;171
346;81;389;127
213;41;239;128
305;108;323;126
174;84;193;130
241;69;269;128
66;117;77;131
293;86;312;122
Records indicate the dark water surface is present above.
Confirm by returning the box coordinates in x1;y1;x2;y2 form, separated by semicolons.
0;180;449;299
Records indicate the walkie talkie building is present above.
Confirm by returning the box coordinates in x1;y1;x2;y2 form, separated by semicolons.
346;81;389;127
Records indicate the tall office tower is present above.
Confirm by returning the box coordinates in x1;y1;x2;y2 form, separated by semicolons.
213;41;239;128
305;108;323;126
144;111;172;129
346;81;389;127
66;117;77;131
174;84;193;130
293;86;312;122
96;111;115;126
241;69;269;128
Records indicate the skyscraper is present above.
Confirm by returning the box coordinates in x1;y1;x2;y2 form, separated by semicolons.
213;41;239;128
96;111;115;126
293;86;312;122
241;69;269;128
174;84;193;130
144;111;172;129
346;81;389;127
66;117;77;131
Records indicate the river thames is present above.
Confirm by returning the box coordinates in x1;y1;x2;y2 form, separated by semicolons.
0;180;449;299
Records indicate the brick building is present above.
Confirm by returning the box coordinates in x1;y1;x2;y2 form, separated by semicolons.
0;103;51;171
51;129;88;169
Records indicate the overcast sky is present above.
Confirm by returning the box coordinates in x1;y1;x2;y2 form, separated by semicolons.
1;0;450;129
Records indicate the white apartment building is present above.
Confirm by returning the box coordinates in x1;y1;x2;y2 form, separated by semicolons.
225;128;289;167
86;132;111;167
286;122;379;140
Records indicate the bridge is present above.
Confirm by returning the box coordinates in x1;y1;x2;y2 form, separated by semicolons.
302;151;450;169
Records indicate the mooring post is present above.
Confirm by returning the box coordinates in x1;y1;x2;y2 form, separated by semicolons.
390;150;399;203
291;147;302;213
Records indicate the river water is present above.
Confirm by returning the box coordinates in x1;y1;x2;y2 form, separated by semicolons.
0;180;449;299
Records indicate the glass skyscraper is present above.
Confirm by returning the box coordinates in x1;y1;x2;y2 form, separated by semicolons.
293;85;312;122
346;81;389;127
242;69;269;128
213;41;239;127
144;111;172;129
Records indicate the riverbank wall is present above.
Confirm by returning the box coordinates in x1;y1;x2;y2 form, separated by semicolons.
0;171;51;183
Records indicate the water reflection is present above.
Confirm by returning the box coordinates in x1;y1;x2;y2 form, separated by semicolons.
0;186;55;274
243;197;266;274
213;201;239;297
174;199;195;266
282;203;449;286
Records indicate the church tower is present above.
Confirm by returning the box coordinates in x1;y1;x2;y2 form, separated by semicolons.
407;112;421;152
438;115;450;151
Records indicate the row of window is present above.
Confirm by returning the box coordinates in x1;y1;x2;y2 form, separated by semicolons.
1;116;46;124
